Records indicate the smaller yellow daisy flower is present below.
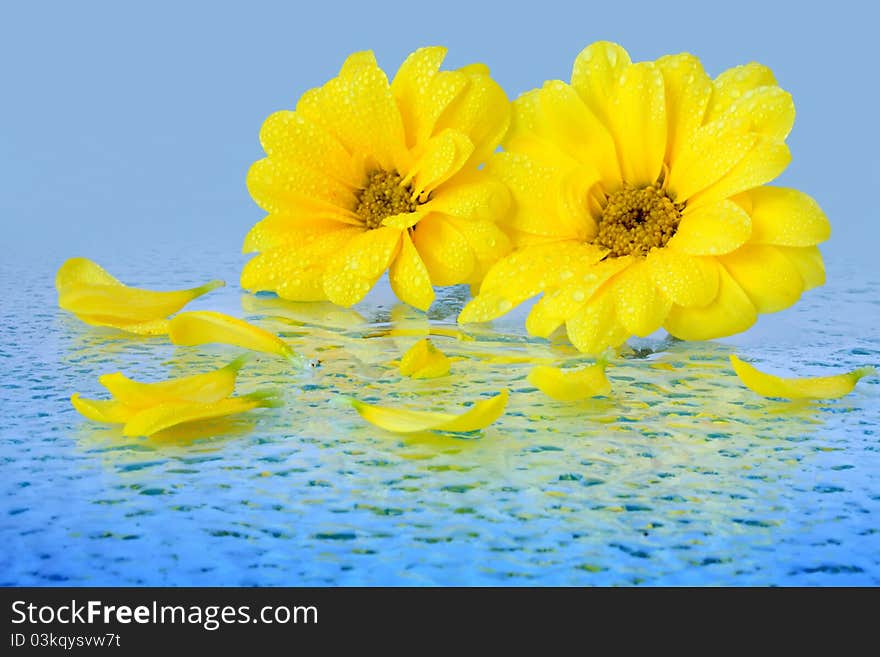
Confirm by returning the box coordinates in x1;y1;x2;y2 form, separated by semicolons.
460;42;830;354
242;47;513;311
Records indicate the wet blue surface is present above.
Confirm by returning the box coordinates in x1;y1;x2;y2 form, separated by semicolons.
1;243;877;586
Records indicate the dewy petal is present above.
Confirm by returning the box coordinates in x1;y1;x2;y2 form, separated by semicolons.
719;244;805;313
323;226;402;306
123;391;283;438
242;214;360;254
730;355;875;400
686;137;791;210
72;316;171;336
777;245;825;291
246;157;358;215
351;389;508;434
405;129;474;198
443;216;512;288
526;256;633;338
648;248;719;308
399;338;451;379
735;186;830;247
258;110;362;186
433;63;510;166
611;260;672;337
98;356;248;408
664;265;757;340
528;361;612;401
241;227;362;301
714;86;795;142
424;171;510;223
459;241;605;323
296;51;408;172
391;46;469;148
70;394;136;424
410;215;475;286
706;63;778;122
565;288;631;355
655;53;712;166
608;61;667;187
570;41;632;125
670;199;752;256
169;311;298;360
56;258;224;327
389;231;435;311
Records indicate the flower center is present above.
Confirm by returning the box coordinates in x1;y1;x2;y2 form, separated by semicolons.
596;185;683;257
355;170;418;230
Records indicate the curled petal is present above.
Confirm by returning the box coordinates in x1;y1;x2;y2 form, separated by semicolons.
389;231;435;311
70;394;135;424
123;391;283;437
99;356;248;407
169;311;297;360
736;186;830;247
57;258;223;329
351;390;509;434
323;226;402;307
528;362;612;401
730;355;875;400
399;339;451;379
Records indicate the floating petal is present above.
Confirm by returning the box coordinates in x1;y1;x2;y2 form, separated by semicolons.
528;361;612;401
351;390;509;434
169;311;297;360
730;356;874;400
399;339;451;379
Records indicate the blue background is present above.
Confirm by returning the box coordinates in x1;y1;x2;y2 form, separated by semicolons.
2;0;876;264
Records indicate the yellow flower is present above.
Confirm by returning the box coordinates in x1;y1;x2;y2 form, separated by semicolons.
730;355;874;400
57;257;223;335
71;357;282;437
460;42;830;354
241;47;513;311
351;389;508;434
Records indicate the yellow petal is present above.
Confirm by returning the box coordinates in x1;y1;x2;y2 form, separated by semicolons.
443;216;512;288
242;213;360;253
246;156;358;215
433;63;510;166
169;311;297;360
258;110;361;186
98;356;247;407
410;215;475;286
565;288;630;354
715;86;795;142
458;241;604;323
351;390;508;434
608;61;667;187
670;199;752;256
687;137;790;210
730;355;874;400
719;244;805;313
777;245;825;291
389;231;435;311
526;256;633;337
123;391;283;437
706;63;778;122
424;172;510;223
391;46;468;148
399;339;451;379
736;186;830;247
241;228;361;301
56;258;224;326
664;265;756;340
648;248;719;308
570;41;632;124
70;393;136;424
322;226;402;306
528;362;612;401
406;129;474;198
72;316;171;336
666;123;756;202
612;260;672;337
655;53;712;166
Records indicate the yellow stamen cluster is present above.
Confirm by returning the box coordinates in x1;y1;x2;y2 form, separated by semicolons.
355;170;418;229
596;185;682;257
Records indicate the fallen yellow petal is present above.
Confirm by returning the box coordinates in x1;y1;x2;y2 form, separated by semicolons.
169;311;297;360
98;356;248;407
730;355;875;400
399;339;451;379
123;391;283;437
352;390;509;434
56;258;223;330
528;362;612;401
70;393;136;424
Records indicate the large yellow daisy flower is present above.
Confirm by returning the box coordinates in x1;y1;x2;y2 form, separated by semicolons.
242;47;512;311
459;42;830;354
